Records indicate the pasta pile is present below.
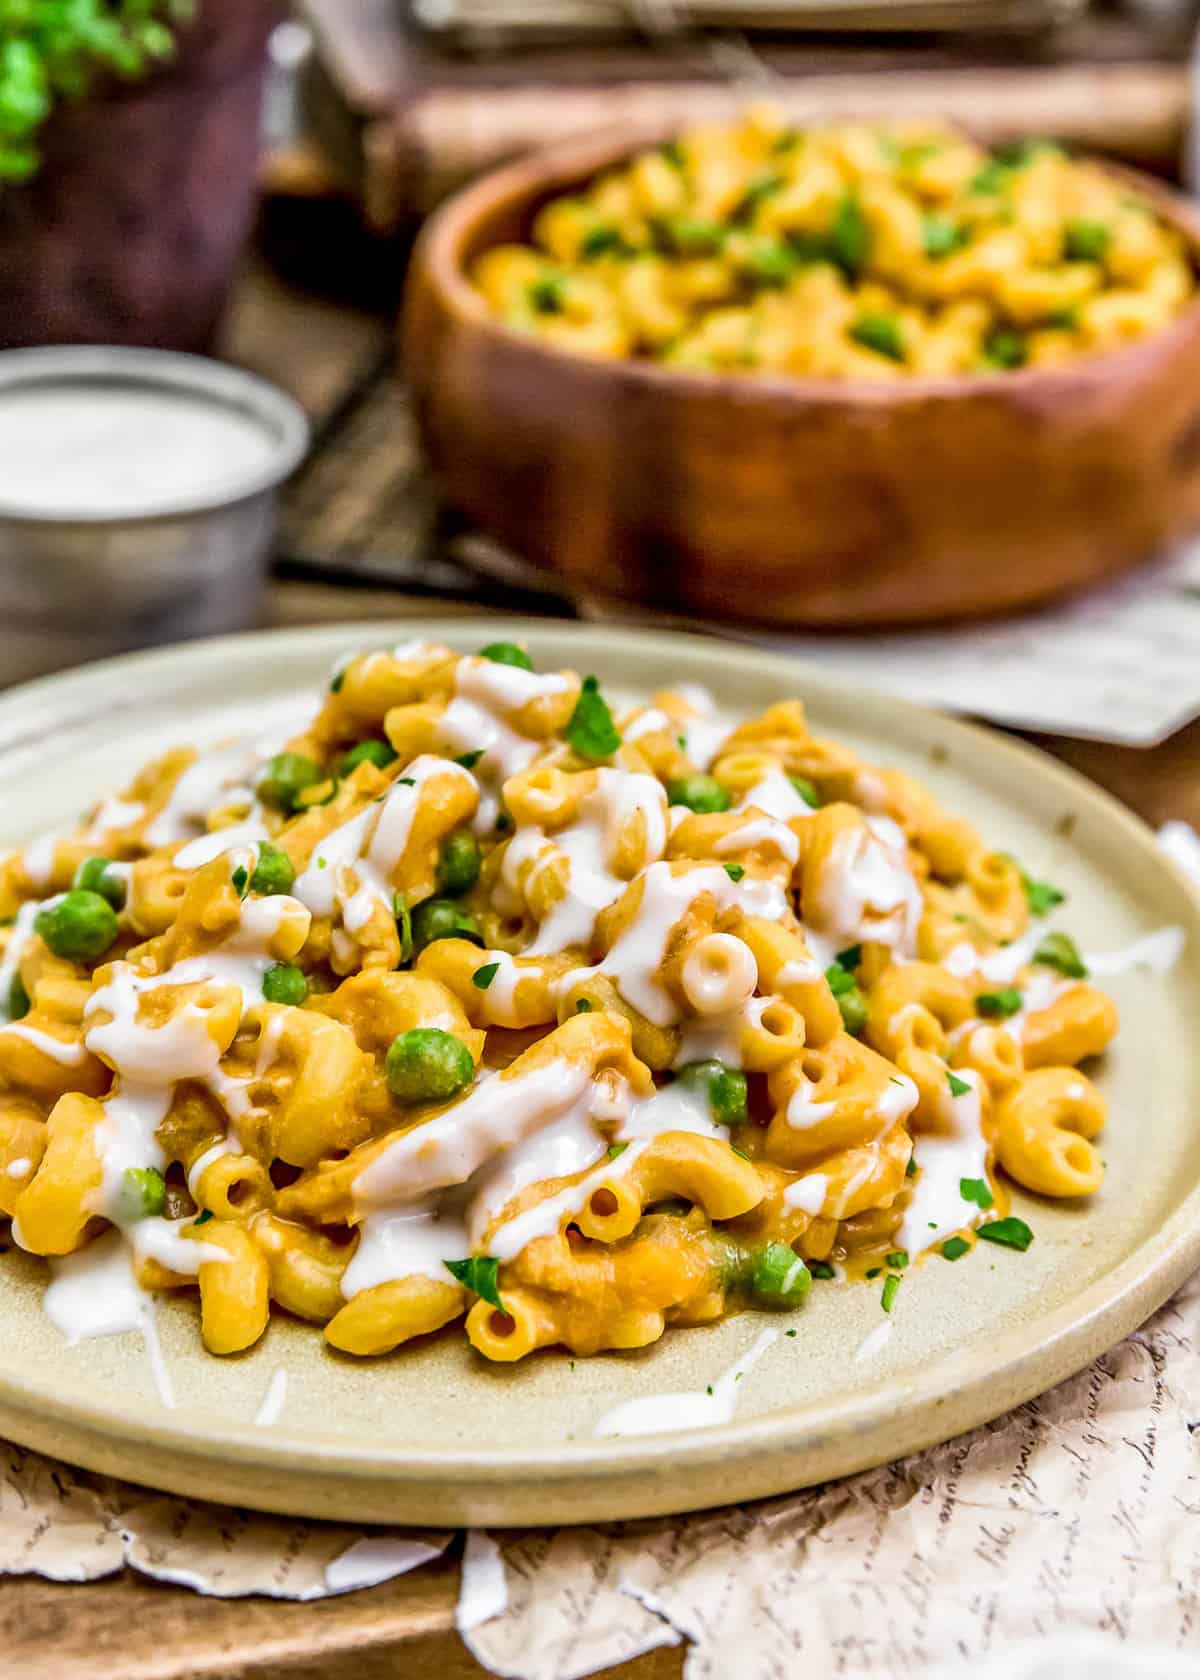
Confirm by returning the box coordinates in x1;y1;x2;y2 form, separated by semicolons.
0;640;1118;1363
473;107;1194;378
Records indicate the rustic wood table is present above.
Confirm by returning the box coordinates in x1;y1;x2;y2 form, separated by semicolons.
5;251;1199;1680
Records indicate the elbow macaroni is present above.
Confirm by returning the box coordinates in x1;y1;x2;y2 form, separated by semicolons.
0;636;1122;1363
473;108;1194;380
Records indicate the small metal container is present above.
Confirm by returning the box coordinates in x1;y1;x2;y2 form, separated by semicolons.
0;347;310;687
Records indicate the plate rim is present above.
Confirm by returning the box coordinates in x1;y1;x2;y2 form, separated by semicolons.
2;617;1198;1525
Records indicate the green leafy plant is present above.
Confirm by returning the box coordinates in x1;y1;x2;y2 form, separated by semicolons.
0;1;195;182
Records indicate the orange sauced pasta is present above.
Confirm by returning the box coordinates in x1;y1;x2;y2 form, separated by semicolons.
472;106;1195;378
0;638;1121;1362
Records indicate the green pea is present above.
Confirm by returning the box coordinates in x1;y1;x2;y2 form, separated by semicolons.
119;1166;166;1222
666;774;731;814
751;1242;812;1309
437;828;481;896
258;752;322;812
8;972;29;1021
1063;218;1109;263
249;843;295;897
411;897;481;954
678;1060;748;1127
982;328;1027;370
263;963;308;1006
825;964;869;1035
386;1027;475;1105
478;642;533;671
341;739;397;774
34;890;118;962
736;236;797;289
72;855;125;909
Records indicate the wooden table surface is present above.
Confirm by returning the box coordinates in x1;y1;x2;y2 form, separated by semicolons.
6;250;1200;1680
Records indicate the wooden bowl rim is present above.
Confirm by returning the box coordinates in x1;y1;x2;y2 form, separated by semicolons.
411;122;1200;407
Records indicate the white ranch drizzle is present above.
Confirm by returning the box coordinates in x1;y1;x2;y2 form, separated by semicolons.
804;818;922;960
565;861;747;1029
41;1229;179;1409
1083;926;1185;978
783;1172;829;1214
437;657;570;833
669;683;730;771
0;1022;87;1064
82;795;146;837
254;1368;290;1428
0;900;43;1021
855;1321;894;1362
6;1157;30;1179
175;820;269;870
737;771;815;823
593;1327;779;1438
518;770;668;957
144;741;265;848
292;756;473;937
895;1069;988;1256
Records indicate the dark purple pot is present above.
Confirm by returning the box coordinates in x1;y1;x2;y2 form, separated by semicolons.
0;1;278;353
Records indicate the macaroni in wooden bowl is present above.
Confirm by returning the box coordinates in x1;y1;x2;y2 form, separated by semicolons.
0;640;1119;1363
471;107;1195;378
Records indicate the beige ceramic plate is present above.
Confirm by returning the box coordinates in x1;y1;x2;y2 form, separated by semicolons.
1;622;1198;1528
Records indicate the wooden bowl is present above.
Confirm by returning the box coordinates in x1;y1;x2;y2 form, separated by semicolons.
403;129;1200;627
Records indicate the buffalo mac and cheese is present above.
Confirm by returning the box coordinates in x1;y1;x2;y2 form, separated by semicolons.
0;642;1115;1362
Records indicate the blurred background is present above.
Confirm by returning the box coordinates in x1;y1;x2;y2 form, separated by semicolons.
4;0;1200;754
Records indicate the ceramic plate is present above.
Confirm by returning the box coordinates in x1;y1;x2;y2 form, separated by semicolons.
1;621;1198;1527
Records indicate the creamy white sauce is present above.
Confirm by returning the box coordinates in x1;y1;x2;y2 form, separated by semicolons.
83;795;146;836
1083;926;1184;978
783;1172;829;1214
21;829;65;888
738;771;814;823
437;657;570;833
6;1156;31;1179
254;1368;290;1428
0;1022;87;1064
145;742;264;848
896;1070;988;1255
42;1229;175;1409
855;1320;894;1362
593;1327;779;1438
0;900;42;1023
342;1204;469;1295
805;818;922;957
175;820;269;870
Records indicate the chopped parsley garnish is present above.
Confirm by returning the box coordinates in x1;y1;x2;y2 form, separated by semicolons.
575;998;592;1013
392;894;413;964
829;191;870;278
607;1142;628;1160
946;1070;972;1098
444;1256;505;1309
730;1143;752;1162
959;1177;994;1210
1063;218;1109;263
905;1155;918;1178
564;675;621;761
1009;862;1065;916
850;312;905;363
1034;931;1087;979
194;1209;214;1227
786;1328;797;1338
886;1250;909;1270
231;866;248;897
976;987;1023;1019
807;1260;836;1280
788;775;820;808
456;750;485;770
982;328;1027;371
941;1236;970;1261
977;1216;1033;1251
529;273;567;314
472;962;500;989
865;1266;882;1278
881;1274;902;1313
834;945;862;971
330;667;346;693
723;863;745;882
397;777;415;787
